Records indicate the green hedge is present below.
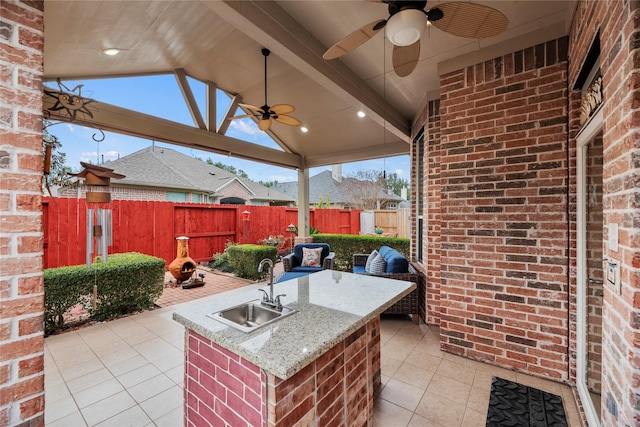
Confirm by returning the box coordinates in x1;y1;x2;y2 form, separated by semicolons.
312;233;410;271
44;252;165;335
226;244;277;280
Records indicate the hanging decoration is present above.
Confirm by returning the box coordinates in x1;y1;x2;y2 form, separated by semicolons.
44;78;96;121
69;162;124;266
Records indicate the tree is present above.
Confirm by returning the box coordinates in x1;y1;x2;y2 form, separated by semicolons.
384;172;410;200
341;170;386;210
42;120;72;190
203;158;249;178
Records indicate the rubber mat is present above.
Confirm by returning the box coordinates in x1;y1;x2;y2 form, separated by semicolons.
486;376;568;427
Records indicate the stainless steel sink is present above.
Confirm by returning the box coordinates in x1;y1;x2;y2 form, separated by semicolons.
208;300;297;332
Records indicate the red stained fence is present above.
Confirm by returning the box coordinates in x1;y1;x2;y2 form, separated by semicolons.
42;198;361;269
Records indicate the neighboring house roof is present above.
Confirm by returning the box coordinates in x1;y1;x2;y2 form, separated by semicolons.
273;170;404;206
96;147;294;203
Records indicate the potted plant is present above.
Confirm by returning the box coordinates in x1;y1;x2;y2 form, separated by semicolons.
375;226;384;235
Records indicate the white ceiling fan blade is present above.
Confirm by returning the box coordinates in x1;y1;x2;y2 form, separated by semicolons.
323;19;386;60
392;41;420;77
432;2;508;39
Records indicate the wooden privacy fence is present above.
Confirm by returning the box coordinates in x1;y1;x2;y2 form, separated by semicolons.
42;198;361;269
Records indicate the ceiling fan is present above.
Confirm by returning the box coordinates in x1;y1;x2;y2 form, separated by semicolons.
229;48;301;131
323;1;509;77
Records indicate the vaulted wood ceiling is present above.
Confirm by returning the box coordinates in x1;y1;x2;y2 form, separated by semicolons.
44;1;575;170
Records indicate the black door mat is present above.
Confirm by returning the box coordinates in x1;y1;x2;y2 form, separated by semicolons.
486;376;568;427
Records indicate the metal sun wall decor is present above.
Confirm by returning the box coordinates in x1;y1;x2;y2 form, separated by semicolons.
44;78;96;121
580;73;603;125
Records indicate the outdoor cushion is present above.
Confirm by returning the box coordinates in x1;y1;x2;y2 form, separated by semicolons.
378;245;408;274
293;243;330;265
367;252;387;274
301;247;323;267
352;265;367;274
365;250;379;271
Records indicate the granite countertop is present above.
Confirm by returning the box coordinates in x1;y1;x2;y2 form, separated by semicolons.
172;270;416;379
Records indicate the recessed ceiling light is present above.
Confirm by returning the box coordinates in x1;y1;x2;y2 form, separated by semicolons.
102;48;120;56
300;126;308;133
357;110;366;118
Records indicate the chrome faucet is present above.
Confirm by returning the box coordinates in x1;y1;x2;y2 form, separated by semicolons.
258;258;285;308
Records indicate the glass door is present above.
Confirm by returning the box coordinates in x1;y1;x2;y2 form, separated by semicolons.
576;111;603;426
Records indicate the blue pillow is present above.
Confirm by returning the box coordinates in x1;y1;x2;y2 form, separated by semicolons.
384;251;408;274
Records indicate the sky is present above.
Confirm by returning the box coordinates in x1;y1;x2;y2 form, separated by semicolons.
44;75;409;185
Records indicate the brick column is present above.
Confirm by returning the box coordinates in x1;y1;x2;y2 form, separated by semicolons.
0;1;45;426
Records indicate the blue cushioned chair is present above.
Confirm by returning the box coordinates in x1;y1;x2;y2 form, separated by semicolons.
282;243;335;273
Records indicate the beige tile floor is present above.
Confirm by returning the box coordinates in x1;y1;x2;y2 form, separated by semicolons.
45;284;583;426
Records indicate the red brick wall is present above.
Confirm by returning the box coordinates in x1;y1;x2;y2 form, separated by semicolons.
0;1;45;426
426;38;571;380
184;318;380;426
569;1;640;425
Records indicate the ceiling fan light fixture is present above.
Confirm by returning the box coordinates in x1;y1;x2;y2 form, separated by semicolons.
300;126;308;133
386;9;426;46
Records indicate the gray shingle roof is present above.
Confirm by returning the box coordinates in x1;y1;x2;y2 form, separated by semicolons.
273;170;404;205
102;147;294;203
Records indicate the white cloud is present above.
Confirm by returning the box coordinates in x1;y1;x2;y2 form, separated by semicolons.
395;168;404;176
229;119;261;138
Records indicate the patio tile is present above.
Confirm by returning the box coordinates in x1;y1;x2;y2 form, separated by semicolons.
44;394;78;424
106;354;148;377
408;413;445;426
415;391;465;427
98;346;139;367
46;409;87;427
462;407;487;426
127;373;175;403
95;405;153;427
66;367;114;394
392;362;435;390
426;374;471;405
80;390;137;426
73;378;124;409
138;385;182;421
373;398;414;426
466;386;491;412
59;358;104;382
381;353;403;377
149;347;183;372
435;358;477;386
164;364;185;386
117;363;162;389
379;378;425;412
154;406;184;427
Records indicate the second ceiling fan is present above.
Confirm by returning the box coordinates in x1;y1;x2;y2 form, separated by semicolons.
230;48;301;131
323;1;509;77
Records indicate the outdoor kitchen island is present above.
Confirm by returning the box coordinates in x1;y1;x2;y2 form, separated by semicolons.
173;270;416;426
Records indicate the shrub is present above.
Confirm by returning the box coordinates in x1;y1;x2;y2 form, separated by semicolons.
211;251;233;272
226;244;277;280
43;252;165;334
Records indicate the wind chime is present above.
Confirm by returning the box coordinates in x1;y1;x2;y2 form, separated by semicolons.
69;162;124;267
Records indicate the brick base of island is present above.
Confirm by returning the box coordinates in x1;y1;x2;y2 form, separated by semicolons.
185;318;380;426
174;270;414;427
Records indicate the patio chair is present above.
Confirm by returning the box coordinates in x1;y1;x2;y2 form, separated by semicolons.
282;243;335;273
